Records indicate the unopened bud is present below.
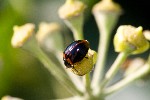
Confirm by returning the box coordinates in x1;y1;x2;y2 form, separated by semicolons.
114;25;149;54
58;0;86;19
11;23;35;48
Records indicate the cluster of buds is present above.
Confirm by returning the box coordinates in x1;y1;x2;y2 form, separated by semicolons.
9;0;150;100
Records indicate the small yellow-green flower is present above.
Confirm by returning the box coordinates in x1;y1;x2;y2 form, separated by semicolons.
70;49;97;76
11;23;35;48
58;0;86;19
114;25;149;54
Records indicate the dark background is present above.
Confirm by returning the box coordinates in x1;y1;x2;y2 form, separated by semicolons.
0;0;149;100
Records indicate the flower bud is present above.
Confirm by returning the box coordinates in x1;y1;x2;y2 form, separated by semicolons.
11;23;35;48
92;0;122;12
58;0;86;19
92;0;122;35
58;0;86;40
114;25;149;54
70;49;97;76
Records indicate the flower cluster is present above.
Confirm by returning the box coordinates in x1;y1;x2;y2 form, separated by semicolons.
8;0;150;100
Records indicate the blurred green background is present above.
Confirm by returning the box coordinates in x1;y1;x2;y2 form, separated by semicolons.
0;0;149;100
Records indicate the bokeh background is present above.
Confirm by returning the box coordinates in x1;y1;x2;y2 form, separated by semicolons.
0;0;149;100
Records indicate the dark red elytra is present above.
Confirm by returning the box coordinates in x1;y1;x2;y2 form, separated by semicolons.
63;40;90;68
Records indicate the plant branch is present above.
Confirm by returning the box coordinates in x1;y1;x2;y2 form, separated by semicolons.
84;73;91;94
55;52;85;92
64;15;84;40
23;37;83;96
104;61;150;96
91;31;110;90
100;52;130;89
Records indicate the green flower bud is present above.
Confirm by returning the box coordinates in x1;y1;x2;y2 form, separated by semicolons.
70;49;97;76
92;0;122;35
114;25;149;54
58;0;86;19
11;23;35;48
58;0;86;40
92;0;122;13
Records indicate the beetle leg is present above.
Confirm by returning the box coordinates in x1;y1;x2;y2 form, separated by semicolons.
85;56;88;59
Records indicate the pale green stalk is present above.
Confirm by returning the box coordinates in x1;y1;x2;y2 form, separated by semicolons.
55;52;85;92
100;52;130;89
91;7;120;90
91;0;122;91
104;58;150;95
84;73;91;94
64;13;93;95
59;0;92;96
64;14;84;40
91;27;111;90
23;36;83;96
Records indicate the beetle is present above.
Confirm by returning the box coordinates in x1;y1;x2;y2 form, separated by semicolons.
63;40;90;68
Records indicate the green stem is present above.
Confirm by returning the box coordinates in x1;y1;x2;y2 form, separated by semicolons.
84;73;91;94
91;31;110;90
66;17;92;95
64;14;84;40
91;10;119;91
55;52;85;92
100;52;130;88
64;12;92;97
23;37;83;96
104;62;150;96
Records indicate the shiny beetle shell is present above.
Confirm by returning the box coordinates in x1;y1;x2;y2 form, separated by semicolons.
63;40;90;68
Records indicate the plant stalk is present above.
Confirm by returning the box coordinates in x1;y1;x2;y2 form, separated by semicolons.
23;37;83;96
104;61;150;95
100;52;130;89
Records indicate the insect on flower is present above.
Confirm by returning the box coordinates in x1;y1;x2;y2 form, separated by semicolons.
63;40;97;76
63;40;89;68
